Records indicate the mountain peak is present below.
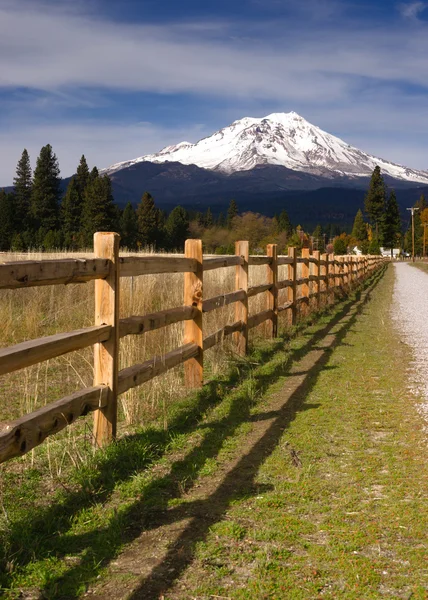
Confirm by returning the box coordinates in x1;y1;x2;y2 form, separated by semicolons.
105;113;428;185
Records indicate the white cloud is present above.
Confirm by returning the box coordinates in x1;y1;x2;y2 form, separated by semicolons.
399;1;427;19
0;120;210;186
1;0;428;182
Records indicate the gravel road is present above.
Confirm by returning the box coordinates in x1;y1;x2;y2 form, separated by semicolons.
393;262;428;420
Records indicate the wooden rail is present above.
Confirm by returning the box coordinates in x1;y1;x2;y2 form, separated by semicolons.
0;235;387;464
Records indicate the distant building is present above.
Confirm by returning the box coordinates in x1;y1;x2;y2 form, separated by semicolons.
380;247;400;258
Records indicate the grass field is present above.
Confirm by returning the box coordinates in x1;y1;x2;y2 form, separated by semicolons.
409;260;428;275
0;248;318;597
2;264;413;599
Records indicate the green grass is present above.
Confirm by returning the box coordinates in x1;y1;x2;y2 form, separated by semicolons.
409;260;428;275
0;269;404;599
156;265;428;599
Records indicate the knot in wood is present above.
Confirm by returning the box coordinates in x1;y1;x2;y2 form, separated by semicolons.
192;282;203;304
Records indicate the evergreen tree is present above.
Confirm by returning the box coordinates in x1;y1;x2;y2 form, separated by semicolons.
312;224;325;252
0;190;13;250
81;174;117;246
382;190;401;254
278;209;292;235
120;202;139;249
204;207;213;228
61;177;82;248
75;155;90;200
227;199;238;228
13;149;32;230
364;166;386;237
30;144;61;236
333;236;347;255
217;212;225;227
136;192;160;247
368;235;381;255
165;206;189;249
351;209;367;244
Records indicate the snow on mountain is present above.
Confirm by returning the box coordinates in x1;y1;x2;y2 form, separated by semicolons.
105;112;428;185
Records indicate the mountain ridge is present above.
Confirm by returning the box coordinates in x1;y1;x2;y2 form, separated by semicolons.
104;112;428;186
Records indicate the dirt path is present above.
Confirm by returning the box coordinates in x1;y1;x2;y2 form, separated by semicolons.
87;274;387;600
392;262;428;423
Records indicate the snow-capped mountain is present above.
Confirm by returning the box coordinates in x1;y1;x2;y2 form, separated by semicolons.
105;112;428;185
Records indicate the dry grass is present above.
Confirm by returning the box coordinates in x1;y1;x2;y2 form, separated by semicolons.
0;248;306;477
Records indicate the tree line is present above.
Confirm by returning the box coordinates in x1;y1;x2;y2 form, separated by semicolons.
0;147;424;255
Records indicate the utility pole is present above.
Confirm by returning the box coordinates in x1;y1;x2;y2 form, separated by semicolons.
407;207;420;262
423;223;428;258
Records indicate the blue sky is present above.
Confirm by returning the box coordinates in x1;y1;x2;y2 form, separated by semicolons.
1;0;428;184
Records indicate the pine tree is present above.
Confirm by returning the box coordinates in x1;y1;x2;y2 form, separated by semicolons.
351;209;367;244
227;199;238;228
75;155;90;199
217;212;226;228
204;207;213;228
0;189;13;250
312;224;325;252
120;202;138;249
364;166;386;237
81;174;117;246
278;209;292;235
165;206;189;249
61;177;82;248
13;149;32;230
136;192;160;247
31;144;61;236
382;190;401;254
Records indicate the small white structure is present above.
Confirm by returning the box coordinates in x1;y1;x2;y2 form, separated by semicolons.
380;247;400;258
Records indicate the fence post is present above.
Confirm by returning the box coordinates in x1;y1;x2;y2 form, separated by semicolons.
93;232;120;448
301;247;310;313
321;252;328;306
313;250;320;310
288;246;297;326
266;244;278;338
335;255;341;292
184;239;203;388
328;252;336;304
234;240;249;355
344;255;350;288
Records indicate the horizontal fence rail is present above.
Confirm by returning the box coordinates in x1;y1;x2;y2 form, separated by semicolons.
0;234;387;464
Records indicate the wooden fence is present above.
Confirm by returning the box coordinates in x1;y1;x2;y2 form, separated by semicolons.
0;233;387;464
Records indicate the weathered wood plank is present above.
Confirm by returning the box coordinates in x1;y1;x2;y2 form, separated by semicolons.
0;258;110;289
0;325;111;376
277;279;292;290
277;256;294;265
0;386;108;464
248;309;274;330
203;290;246;313
278;301;293;312
118;343;199;394
203;256;244;271
296;277;310;285
247;283;273;298
248;256;272;266
120;256;197;277
120;306;196;337
203;321;244;351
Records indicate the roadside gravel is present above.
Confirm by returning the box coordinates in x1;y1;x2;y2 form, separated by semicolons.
393;262;428;423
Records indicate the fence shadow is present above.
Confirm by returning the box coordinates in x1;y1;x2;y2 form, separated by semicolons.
3;269;385;599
